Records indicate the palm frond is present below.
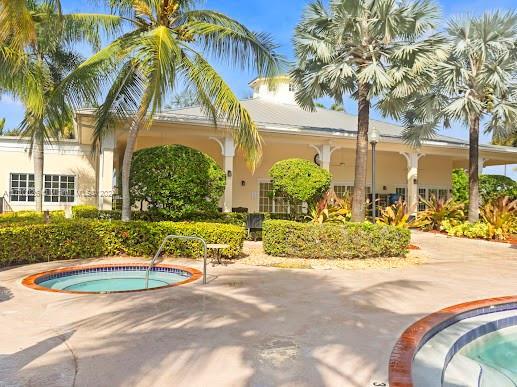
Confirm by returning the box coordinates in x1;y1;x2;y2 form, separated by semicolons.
180;50;262;167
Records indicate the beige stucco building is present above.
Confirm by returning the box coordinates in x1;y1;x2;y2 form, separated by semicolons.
1;76;516;214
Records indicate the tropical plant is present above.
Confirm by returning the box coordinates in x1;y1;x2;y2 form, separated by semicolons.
129;145;226;219
291;0;447;221
492;130;517;147
440;220;490;240
414;195;465;231
389;11;517;222
0;1;118;211
0;117;5;134
61;0;283;221
376;199;411;228
480;196;517;240
307;190;351;224
269;158;331;205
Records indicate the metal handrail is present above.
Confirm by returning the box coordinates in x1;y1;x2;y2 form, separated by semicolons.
145;235;207;288
0;194;13;214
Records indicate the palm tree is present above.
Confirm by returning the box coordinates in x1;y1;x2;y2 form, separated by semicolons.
392;12;517;222
62;0;283;221
0;0;119;211
291;0;447;221
492;131;517;147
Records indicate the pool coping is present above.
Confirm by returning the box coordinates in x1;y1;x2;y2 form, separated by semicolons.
22;263;203;295
388;296;517;387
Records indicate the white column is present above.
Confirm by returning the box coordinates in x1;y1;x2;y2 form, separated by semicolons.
210;136;235;213
223;137;235;213
478;157;486;175
401;152;424;215
98;134;115;210
310;144;339;171
320;144;331;171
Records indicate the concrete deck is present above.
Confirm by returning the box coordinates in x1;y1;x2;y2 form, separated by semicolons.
0;231;516;387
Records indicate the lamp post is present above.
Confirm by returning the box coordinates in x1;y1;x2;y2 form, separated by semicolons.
368;127;380;222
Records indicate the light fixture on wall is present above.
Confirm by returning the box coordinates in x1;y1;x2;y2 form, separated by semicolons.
241;180;246;187
313;153;321;166
227;170;232;178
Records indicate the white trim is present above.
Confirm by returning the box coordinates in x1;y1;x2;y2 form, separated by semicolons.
257;178;296;214
75;109;517;156
0;139;90;156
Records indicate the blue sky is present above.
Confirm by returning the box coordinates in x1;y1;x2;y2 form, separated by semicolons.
1;0;516;177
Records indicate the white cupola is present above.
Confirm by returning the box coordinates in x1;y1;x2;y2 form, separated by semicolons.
248;75;297;104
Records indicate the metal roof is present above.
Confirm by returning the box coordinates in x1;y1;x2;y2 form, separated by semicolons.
76;98;517;154
161;98;468;145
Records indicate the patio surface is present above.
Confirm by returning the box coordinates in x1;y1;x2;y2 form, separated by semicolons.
0;231;516;387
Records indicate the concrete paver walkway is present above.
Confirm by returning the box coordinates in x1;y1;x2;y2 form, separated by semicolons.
0;231;516;387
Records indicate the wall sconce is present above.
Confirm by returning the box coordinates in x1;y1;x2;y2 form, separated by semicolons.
227;170;232;178
241;180;246;187
413;178;418;185
382;186;387;191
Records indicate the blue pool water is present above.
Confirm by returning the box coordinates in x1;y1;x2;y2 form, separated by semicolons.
462;326;517;384
37;267;191;293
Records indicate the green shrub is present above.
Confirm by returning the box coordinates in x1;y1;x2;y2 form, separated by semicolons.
441;220;490;239
452;169;469;203
269;158;331;204
72;205;247;225
263;220;410;259
451;169;517;203
0;220;245;267
480;175;517;202
71;205;102;219
0;210;65;226
130;145;226;219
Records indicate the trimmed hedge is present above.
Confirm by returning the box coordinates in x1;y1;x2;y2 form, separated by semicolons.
0;210;65;226
71;205;247;226
263;220;410;259
0;219;245;267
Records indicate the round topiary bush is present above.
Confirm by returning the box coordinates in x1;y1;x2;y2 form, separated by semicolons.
268;158;332;204
130;145;226;219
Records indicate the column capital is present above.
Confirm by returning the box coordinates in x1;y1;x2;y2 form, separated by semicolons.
210;136;236;157
400;152;425;167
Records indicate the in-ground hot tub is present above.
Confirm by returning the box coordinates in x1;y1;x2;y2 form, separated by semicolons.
22;264;202;294
389;297;517;387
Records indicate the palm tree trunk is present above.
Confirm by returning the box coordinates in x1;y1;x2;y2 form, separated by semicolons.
351;82;370;222
121;93;152;222
468;115;480;222
34;134;44;212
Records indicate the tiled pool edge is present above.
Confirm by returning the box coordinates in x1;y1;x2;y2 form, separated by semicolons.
22;263;203;295
388;296;517;387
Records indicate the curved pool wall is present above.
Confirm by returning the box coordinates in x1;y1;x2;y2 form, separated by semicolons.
22;264;202;294
389;297;517;387
447;325;517;386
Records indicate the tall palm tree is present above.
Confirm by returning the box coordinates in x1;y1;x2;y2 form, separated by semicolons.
390;12;517;222
0;0;119;211
62;0;283;221
291;0;447;221
492;129;517;147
